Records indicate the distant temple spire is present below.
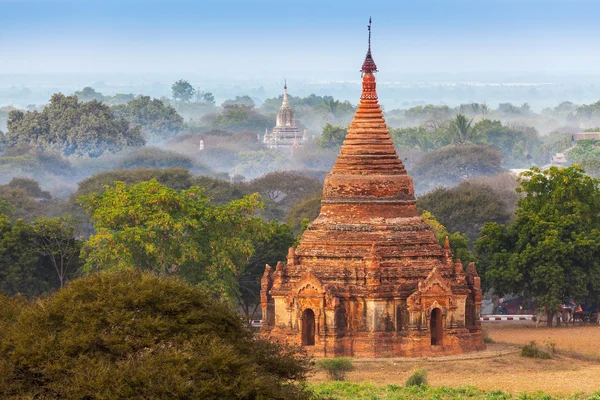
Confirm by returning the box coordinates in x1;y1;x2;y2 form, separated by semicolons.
263;81;306;153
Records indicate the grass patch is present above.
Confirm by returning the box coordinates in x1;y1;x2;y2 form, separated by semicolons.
521;341;552;359
316;357;354;381
310;382;600;399
406;368;428;387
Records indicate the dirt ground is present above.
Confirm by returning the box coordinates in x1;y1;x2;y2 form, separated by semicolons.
309;323;600;396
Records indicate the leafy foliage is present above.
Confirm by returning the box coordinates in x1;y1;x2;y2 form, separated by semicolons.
112;95;184;142
475;166;600;313
78;179;267;300
0;215;81;296
421;211;474;263
405;368;428;387
171;79;195;102
115;147;204;172
286;193;322;235
521;341;551;359
0;270;312;399
567;139;600;164
316;357;354;381
417;181;513;241
233;149;288;180
411;145;504;193
202;104;271;132
5;94;144;157
317;123;348;149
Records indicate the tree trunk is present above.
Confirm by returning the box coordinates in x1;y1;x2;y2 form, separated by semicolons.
546;310;554;327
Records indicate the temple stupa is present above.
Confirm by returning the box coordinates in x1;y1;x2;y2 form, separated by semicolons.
263;81;307;152
260;19;484;357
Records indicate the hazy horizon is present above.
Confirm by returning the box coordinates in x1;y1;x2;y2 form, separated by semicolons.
2;0;600;77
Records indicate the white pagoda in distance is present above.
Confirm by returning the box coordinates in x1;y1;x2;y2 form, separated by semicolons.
263;82;307;153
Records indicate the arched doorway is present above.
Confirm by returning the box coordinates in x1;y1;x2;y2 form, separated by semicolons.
302;309;315;346
430;308;443;346
334;307;347;337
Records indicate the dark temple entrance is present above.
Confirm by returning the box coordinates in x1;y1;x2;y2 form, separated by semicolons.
430;308;443;346
302;309;315;346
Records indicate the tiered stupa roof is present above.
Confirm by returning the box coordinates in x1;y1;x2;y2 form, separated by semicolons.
295;20;445;277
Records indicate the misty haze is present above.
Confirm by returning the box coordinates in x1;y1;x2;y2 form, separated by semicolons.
2;1;600;399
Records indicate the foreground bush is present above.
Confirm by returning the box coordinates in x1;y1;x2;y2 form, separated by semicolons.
405;368;428;387
316;357;354;381
521;341;552;359
0;270;311;399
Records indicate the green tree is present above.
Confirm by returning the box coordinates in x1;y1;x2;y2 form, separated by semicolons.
411;145;504;193
421;211;474;263
475;166;600;325
447;114;480;146
28;217;82;288
73;86;104;102
5;94;144;157
286;193;322;235
0;216;62;297
171;79;195;102
236;221;295;320
79;179;266;300
112;96;184;142
567;139;600;164
317;123;347;149
417;181;513;241
0;270;311;399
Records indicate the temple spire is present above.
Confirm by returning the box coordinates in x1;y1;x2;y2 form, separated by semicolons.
361;17;378;75
282;80;289;105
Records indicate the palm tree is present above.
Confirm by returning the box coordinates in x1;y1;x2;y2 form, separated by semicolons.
447;114;482;146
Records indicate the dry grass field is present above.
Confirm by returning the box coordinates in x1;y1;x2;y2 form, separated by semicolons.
309;323;600;396
486;322;600;358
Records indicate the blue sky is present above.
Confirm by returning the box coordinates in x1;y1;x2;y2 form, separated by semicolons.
1;0;600;79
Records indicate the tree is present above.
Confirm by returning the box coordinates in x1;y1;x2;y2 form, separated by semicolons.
6;177;51;199
28;217;82;288
244;171;322;212
202;92;215;104
286;193;322;235
78;179;267;300
0;216;62;297
417;181;513;242
421;211;474;263
232;150;288;180
447;114;481;146
236;221;295;320
317;123;347;149
222;95;255;108
0;270;312;399
5;94;145;157
171;79;195;102
73;86;104;102
112;96;184;142
567;139;600;164
411;145;504;193
475;166;600;325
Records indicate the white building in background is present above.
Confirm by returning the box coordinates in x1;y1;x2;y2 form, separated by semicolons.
263;82;307;153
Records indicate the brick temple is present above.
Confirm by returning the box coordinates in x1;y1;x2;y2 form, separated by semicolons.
260;20;485;358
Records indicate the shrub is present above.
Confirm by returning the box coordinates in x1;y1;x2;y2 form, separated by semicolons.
0;270;312;399
521;341;552;359
116;147;196;170
406;368;428;387
483;329;495;344
316;357;354;381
